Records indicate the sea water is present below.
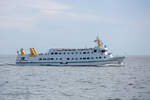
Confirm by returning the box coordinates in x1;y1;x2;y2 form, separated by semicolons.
0;55;150;100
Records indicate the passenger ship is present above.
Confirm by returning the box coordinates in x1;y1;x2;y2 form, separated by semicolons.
16;37;125;66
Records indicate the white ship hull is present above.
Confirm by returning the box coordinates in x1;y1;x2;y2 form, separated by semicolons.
16;57;125;66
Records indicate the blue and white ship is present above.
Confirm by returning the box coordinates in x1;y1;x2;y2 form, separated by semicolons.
16;37;125;66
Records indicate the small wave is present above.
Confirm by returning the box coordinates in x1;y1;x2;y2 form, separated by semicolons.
101;63;125;67
0;63;16;66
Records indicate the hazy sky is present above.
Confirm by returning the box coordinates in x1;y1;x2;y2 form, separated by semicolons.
0;0;150;55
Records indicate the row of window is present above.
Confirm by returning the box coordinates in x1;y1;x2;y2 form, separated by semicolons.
39;56;106;61
50;50;97;55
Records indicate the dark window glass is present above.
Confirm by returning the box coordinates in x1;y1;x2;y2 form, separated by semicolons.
101;50;106;53
83;57;86;60
94;50;97;52
76;52;78;54
51;58;54;60
67;58;70;60
21;57;25;60
39;58;42;60
55;52;57;54
104;56;106;58
96;57;98;59
91;57;94;59
67;52;70;54
99;57;101;59
72;52;74;54
80;58;82;60
59;52;61;54
60;58;62;60
64;52;65;54
43;58;46;60
75;58;78;60
87;57;89;59
87;52;89;54
56;58;58;60
51;53;53;55
83;52;86;54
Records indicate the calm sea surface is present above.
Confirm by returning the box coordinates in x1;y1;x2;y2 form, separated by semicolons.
0;55;150;100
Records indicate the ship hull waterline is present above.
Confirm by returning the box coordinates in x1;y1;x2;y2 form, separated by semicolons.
16;56;125;66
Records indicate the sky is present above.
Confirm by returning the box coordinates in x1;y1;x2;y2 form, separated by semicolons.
0;0;150;55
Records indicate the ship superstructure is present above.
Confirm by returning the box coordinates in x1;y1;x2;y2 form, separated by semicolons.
16;37;125;66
